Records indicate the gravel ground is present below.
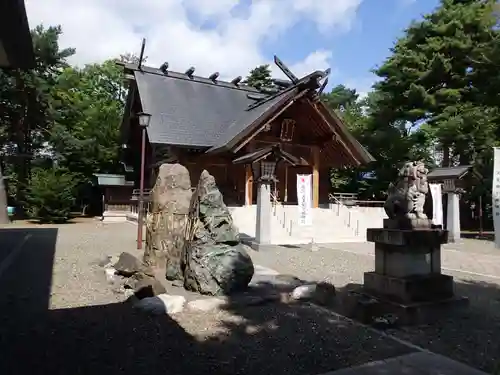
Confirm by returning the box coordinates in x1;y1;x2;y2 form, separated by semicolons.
248;243;500;374
0;221;415;375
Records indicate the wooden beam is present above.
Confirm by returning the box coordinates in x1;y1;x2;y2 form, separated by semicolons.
312;146;320;208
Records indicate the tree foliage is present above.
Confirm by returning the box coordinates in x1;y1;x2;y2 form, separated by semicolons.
1;3;499;230
25;168;78;223
0;25;126;218
243;64;274;89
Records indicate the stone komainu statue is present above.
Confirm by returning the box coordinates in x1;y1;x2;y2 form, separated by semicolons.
384;161;433;226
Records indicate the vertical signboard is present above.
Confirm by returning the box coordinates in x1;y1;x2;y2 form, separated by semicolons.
297;174;312;226
493;148;500;247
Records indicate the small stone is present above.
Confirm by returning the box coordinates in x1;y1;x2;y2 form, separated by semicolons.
311;282;337;306
292;284;318;300
291;282;336;306
113;252;142;277
104;267;117;283
250;274;304;293
188;298;226;312
134;294;186;315
132;273;167;300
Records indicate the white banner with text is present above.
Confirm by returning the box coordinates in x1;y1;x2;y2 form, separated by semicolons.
297;174;312;226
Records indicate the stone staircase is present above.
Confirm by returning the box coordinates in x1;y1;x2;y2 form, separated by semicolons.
229;203;386;245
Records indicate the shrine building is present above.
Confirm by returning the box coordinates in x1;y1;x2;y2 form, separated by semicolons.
115;57;374;210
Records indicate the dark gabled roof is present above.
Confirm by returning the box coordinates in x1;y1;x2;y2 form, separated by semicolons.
122;61;375;167
130;64;297;148
126;63;324;149
0;0;34;69
428;165;481;181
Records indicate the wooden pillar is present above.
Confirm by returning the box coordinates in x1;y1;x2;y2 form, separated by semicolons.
245;142;255;206
312;146;320;208
284;165;288;203
245;165;253;205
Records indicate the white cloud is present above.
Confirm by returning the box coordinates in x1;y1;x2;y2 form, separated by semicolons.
24;0;362;81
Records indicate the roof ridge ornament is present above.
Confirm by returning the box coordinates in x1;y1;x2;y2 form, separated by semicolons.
231;76;242;86
274;55;299;83
138;38;146;70
209;72;219;82
160;62;169;74
185;66;195;78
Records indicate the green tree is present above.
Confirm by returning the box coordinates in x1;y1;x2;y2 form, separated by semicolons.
373;0;499;167
25;168;78;223
48;59;125;209
0;25;74;213
322;84;358;111
243;64;274;89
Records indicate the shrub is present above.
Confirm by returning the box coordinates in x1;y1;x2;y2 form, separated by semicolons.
25;168;78;223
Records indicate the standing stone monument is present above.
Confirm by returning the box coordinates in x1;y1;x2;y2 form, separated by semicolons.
144;163;192;281
182;170;255;296
357;161;467;325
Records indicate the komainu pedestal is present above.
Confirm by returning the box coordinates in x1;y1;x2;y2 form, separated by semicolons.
365;225;452;303
348;161;468;325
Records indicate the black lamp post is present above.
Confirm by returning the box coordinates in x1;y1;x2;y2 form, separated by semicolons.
137;111;151;250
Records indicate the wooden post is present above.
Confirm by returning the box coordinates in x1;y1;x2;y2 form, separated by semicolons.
245;165;253;205
312;146;320;208
284;165;288;203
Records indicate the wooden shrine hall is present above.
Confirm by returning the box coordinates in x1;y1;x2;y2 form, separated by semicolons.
119;56;374;208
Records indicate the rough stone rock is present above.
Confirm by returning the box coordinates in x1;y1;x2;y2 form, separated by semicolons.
144;163;192;280
291;282;336;306
134;294;186;315
125;272;167;300
113;252;154;277
183;170;254;296
113;252;142;277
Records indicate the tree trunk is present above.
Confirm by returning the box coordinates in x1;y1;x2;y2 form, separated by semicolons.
0;165;10;224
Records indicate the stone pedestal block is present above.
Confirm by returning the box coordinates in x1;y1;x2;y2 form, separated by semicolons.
363;272;454;303
348;225;470;326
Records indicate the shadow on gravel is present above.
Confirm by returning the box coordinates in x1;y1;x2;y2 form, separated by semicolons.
331;279;500;374
3;228;497;374
0;229;414;375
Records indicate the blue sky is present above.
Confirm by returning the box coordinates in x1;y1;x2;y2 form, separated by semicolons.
265;0;441;94
26;0;442;97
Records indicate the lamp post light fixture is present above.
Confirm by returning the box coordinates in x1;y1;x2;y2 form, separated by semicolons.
250;158;279;183
136;111;151;250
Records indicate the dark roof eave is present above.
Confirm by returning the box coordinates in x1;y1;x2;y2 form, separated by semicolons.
428;165;481;181
0;0;35;69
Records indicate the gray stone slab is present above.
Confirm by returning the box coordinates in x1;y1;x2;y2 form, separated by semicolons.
317;352;489;375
